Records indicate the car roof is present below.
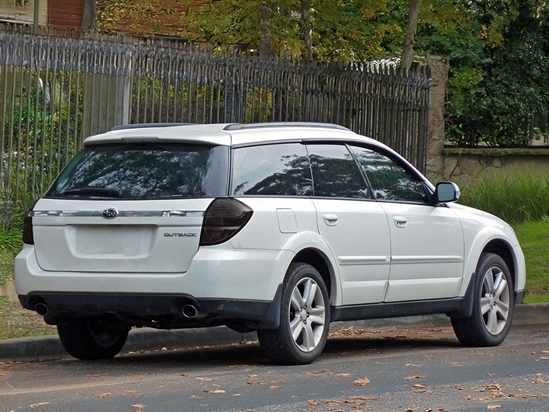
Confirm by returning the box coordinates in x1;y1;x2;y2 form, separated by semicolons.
83;122;382;148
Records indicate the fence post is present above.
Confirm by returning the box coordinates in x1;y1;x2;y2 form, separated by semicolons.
426;56;448;183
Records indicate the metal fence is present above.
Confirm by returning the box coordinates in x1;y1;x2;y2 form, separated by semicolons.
0;25;431;207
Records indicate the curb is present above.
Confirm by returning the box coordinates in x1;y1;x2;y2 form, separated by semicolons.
1;303;548;362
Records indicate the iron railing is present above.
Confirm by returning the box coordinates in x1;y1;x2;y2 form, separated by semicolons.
0;25;431;206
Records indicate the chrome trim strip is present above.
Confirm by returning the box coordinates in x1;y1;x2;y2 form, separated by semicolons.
391;256;464;264
337;256;390;265
31;210;204;218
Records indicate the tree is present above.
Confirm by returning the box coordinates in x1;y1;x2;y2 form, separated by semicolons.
81;0;97;31
401;0;419;69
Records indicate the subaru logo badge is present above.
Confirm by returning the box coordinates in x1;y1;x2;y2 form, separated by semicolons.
102;208;119;219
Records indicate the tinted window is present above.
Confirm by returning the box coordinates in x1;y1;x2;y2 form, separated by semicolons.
307;144;369;199
232;143;312;196
351;146;427;203
47;144;228;199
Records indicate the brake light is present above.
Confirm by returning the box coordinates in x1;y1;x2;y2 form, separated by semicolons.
22;200;38;245
200;198;253;246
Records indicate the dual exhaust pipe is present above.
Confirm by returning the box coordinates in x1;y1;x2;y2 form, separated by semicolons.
33;302;202;319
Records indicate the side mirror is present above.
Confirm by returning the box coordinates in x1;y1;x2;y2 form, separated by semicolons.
435;182;460;203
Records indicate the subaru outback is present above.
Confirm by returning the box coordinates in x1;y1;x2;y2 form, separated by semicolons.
15;122;526;365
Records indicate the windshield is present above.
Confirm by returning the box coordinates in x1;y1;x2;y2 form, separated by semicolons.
47;143;229;199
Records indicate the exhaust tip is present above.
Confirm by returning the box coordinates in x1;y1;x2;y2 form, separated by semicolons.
34;302;49;316
182;304;198;318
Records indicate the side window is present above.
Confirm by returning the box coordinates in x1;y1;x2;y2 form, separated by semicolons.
232;143;312;196
307;144;370;199
351;146;428;203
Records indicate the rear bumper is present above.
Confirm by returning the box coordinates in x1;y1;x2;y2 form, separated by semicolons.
19;286;283;330
14;244;291;301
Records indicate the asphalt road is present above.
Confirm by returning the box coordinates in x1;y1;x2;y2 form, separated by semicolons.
2;322;549;412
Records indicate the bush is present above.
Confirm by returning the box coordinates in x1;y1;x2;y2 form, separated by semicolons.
458;169;549;224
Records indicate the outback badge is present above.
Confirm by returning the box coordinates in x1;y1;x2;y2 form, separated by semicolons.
102;208;119;219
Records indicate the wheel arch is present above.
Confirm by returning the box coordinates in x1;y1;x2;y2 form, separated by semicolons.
292;248;339;306
482;239;516;289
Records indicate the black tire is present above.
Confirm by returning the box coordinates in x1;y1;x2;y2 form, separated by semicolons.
451;253;514;347
258;262;330;365
57;315;130;360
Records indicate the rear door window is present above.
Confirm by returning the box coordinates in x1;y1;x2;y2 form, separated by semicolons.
232;143;312;196
47;143;229;199
306;144;370;199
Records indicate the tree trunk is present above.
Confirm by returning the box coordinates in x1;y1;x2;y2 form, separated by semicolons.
81;0;97;31
302;0;312;61
401;0;420;70
260;0;276;58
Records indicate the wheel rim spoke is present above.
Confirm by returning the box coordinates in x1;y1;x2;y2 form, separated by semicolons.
290;316;304;341
301;322;316;350
289;276;327;353
494;277;507;299
304;282;318;308
483;269;495;293
480;297;492;316
486;309;499;334
308;307;325;325
291;287;304;311
481;265;510;335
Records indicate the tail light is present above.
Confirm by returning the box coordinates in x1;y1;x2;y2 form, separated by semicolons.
200;198;253;246
22;200;38;245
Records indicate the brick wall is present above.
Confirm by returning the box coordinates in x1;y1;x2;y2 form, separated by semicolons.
48;0;84;29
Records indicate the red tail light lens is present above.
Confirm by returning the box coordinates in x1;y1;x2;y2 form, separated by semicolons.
22;200;38;245
200;198;253;246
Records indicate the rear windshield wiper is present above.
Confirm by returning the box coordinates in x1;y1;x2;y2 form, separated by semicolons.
59;187;122;198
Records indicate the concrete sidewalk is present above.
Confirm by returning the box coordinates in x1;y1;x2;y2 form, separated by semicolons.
1;303;548;362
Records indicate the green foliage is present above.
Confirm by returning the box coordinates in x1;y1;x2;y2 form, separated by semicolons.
514;220;549;303
3;70;82;206
458;169;549;224
438;0;549;147
179;0;398;61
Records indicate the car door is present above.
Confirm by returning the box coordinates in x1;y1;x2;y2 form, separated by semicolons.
307;144;391;305
350;145;465;303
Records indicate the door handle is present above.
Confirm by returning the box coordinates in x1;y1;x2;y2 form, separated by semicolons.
323;213;339;226
393;216;408;228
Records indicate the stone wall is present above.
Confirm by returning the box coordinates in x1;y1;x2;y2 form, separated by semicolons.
433;147;549;186
425;57;549;185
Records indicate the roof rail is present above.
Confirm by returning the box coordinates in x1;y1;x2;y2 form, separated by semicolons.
223;122;350;132
110;123;193;131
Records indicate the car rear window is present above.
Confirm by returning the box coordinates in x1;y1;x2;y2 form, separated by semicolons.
47;143;229;199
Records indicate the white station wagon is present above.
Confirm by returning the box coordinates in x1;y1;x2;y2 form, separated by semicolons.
15;122;526;364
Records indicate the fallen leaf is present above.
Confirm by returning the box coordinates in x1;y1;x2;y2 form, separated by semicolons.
413;384;429;391
406;363;423;367
269;386;281;390
123;390;138;395
132;404;147;409
196;377;214;382
354;377;371;387
247;381;265;385
30;403;51;408
348;395;376;401
232;394;241;397
404;375;427;380
308;400;319;406
99;393;111;398
487;405;501;410
203;389;226;394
